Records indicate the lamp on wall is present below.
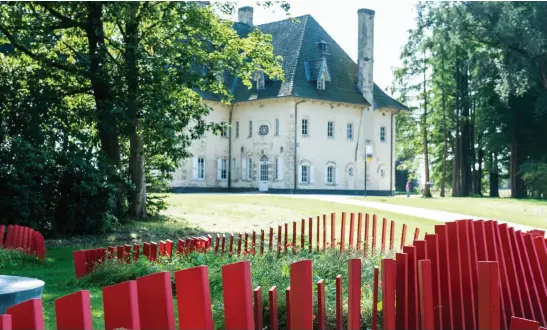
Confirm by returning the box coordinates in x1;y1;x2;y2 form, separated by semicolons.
241;146;244;153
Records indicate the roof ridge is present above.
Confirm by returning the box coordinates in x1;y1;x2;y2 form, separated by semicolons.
256;14;311;28
287;15;309;96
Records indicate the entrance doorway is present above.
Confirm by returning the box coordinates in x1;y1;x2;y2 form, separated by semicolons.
259;155;269;192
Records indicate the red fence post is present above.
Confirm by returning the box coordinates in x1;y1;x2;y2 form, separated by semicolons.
0;225;5;248
290;260;313;330
317;280;326;330
133;244;140;261
261;229;265;255
348;259;361;329
372;266;379;330
222;261;255;330
335;275;343;330
478;261;500;330
372;214;377;254
278;225;282;257
403;245;419;330
6;298;44;330
340;212;346;252
292;221;297;253
229;233;234;255
316;216;320;252
309;217;313;253
396;253;409;330
389;220;395;251
509;317;540;330
284;223;288;253
73;250;87;278
322;214;326;251
286;287;291;330
401;223;407;250
149;242;158;261
269;227;273;253
424;233;442;330
55;290;93;330
364;214;370;256
237;233;242;256
137;272;175;330
221;234;226;255
349;213;355;249
166;239;173;257
253;287;263;330
498;223;524;318
382;258;397;330
524;234;547;325
0;314;11;330
175;265;213;330
301;219;305;250
357;213;363;251
331;213;336;248
124;244;131;263
269;286;278;330
381;217;387;253
418;260;435;330
446;222;465;329
414;227;420;241
510;228;535;321
456;220;477;329
102;280;140;330
244;232;248;252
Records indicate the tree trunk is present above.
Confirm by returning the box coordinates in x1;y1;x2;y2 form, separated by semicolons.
85;2;125;216
460;57;472;197
489;152;499;198
126;2;147;219
510;142;527;198
422;48;432;198
440;53;448;198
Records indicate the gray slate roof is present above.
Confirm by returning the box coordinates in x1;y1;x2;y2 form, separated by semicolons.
200;14;408;111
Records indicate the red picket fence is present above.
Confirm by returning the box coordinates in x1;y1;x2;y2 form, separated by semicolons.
73;212;418;278
0;224;46;260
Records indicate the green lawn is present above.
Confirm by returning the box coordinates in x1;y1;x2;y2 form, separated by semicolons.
3;194;440;328
356;195;547;229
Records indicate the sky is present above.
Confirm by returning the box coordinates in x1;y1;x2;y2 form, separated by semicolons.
223;0;419;96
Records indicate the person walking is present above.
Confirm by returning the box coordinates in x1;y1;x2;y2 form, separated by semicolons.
406;179;412;198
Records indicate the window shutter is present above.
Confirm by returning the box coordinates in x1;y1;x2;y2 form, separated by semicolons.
277;157;284;180
310;166;315;184
242;157;247;180
217;158;222;180
233;158;238;180
298;166;302;184
192;157;198;180
335;166;340;185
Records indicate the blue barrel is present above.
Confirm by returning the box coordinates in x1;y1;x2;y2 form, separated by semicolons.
0;275;45;314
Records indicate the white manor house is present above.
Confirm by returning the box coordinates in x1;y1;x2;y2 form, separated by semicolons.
170;6;408;196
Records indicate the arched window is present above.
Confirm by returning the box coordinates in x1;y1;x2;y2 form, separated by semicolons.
324;163;337;185
299;161;313;184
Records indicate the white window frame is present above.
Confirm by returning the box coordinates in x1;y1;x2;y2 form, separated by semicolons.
197;157;205;180
327;166;335;184
220;158;227;180
235;121;239;138
317;77;325;90
220;122;228;138
301;165;309;184
327;121;334;138
380;126;386;142
247;158;253;180
302;118;309;136
347;123;353;140
248;120;253;138
275;118;280;136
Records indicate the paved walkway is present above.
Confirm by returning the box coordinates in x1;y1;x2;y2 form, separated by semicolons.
275;194;538;232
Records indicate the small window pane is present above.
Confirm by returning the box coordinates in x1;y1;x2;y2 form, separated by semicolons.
327;121;334;138
327;166;334;184
235;121;239;138
347;123;353;140
221;122;227;137
380;127;386;142
247;158;253;180
198;158;205;179
275;118;279;136
249;121;253;137
302;119;308;136
302;165;309;183
221;159;227;179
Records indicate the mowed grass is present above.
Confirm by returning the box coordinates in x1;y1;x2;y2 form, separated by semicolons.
355;195;547;229
3;193;440;328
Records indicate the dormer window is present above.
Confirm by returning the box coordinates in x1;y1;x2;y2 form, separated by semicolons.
316;58;331;90
317;76;326;90
318;40;330;55
254;71;265;90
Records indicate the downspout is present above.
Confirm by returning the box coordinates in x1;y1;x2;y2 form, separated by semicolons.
294;99;305;194
228;103;235;190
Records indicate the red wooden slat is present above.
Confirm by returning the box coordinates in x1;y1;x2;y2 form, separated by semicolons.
292;221;297;254
116;245;124;261
244;232;248;251
0;314;11;330
389;220;395;251
175;265;213;330
4;225;13;248
356;213;363;251
13;225;20;249
269;287;278;330
349;213;355;249
103;280;140;330
401;223;407;250
137;272;175;330
6;298;44;330
364;213;370;256
221;234;226;255
331;213;336;247
381;217;387;253
478;261;500;330
261;229;265;255
55;290;92;330
290;260;313;329
309;217;313;253
456;220;477;330
124;244;131;263
509;317;540;330
22;227;29;249
278;225;282;257
499;223;525;318
317;216;320;252
348;258;361;329
372;214;377;254
317;280;326;330
214;235;220;254
414;240;427;261
97;248;107;264
143;243;150;258
446;222;465;329
335;275;343;330
424;233;442;330
524;234;547;326
396;252;409;330
269;227;274;252
222;261;255;330
253;287;263;330
73;250;87;278
149;242;158;261
322;214;327;251
89;249;97;272
490;221;512;329
237;233;242;256
414;227;420;241
418;260;435;330
372;266;379;330
286;287;291;330
301;218;305;249
284;223;288;252
133;244;140;261
340;212;346;252
474;220;489;261
166;239;173;257
382;258;397;330
510;228;535;321
229;233;234;255
83;250;91;275
403;245;419;330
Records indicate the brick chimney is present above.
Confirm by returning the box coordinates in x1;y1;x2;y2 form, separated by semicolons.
357;9;375;107
238;6;254;27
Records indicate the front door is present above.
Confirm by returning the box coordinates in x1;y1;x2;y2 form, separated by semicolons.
259;155;269;192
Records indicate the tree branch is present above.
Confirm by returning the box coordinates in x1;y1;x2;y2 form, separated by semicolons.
0;25;86;76
37;3;84;29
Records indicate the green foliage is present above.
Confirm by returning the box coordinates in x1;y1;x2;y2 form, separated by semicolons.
0;248;46;269
83;249;390;329
520;160;547;198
